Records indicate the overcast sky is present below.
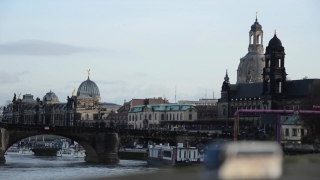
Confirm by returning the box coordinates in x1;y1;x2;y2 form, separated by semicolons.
0;0;319;105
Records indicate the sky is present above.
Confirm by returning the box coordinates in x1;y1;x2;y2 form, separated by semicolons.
0;0;320;106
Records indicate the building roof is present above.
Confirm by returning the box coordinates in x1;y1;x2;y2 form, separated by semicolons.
129;104;196;113
251;19;262;31
231;82;263;99
282;115;302;125
229;79;320;99
77;77;100;98
43;90;59;102
268;34;282;47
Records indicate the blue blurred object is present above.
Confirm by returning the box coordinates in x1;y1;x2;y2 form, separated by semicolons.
204;142;225;170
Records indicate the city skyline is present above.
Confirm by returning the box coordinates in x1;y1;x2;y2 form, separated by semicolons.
1;0;320;105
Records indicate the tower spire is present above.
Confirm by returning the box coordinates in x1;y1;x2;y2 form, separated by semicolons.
256;12;258;21
274;29;277;35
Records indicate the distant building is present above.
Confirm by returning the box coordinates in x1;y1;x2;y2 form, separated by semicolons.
281;116;307;143
108;97;169;128
178;98;218;106
218;17;320;130
237;15;265;84
2;72;120;127
127;104;197;129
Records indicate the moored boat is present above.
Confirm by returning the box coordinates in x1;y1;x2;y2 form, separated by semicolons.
147;144;200;166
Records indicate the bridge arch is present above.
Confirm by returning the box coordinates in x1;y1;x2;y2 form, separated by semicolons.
0;124;119;164
5;133;98;159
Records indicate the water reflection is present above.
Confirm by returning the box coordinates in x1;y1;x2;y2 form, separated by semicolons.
1;155;155;180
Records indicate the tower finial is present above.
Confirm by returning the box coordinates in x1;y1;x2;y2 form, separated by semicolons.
274;29;277;35
87;69;91;79
256;12;258;21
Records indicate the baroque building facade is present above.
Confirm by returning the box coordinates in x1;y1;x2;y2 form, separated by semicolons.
237;15;265;84
1;72;120;127
218;29;320;130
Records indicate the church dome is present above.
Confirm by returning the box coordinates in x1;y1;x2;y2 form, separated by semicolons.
268;34;282;47
43;90;59;102
251;20;262;31
77;77;100;98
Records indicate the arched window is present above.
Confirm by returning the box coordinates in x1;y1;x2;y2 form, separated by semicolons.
257;34;261;44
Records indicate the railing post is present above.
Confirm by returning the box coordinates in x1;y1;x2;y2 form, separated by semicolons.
277;114;281;143
234;115;238;141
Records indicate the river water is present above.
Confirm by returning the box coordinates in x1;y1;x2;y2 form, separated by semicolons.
0;155;156;180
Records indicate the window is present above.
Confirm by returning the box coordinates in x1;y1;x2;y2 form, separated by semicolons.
155;113;157;120
301;129;305;136
223;109;226;115
292;129;297;136
189;114;192;120
145;114;147;120
166;114;168;120
285;129;289;136
180;113;182;120
163;151;171;157
170;114;172;120
149;114;152;120
161;114;164;120
140;114;142;120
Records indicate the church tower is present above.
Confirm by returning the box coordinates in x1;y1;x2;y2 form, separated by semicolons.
262;31;287;100
237;13;265;83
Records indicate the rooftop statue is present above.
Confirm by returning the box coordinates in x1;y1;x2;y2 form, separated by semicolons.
72;89;76;96
87;69;91;78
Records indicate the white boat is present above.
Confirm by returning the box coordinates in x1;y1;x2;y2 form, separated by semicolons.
5;147;34;155
5;147;20;155
73;150;86;158
19;148;34;155
56;148;76;157
147;143;200;166
56;141;86;158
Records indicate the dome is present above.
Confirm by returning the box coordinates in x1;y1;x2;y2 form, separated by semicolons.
77;77;100;98
268;34;282;47
22;94;37;103
43;90;59;102
251;20;262;31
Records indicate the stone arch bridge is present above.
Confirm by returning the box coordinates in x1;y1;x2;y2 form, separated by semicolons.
0;123;214;163
0;123;119;164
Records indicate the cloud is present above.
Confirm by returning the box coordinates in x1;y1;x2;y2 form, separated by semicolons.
0;71;30;84
0;40;102;56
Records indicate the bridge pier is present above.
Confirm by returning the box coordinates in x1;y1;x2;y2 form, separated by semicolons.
0;152;5;163
84;132;120;163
